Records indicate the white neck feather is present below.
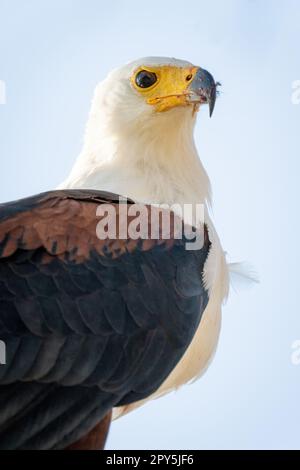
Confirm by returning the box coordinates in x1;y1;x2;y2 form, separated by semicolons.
59;82;228;299
60;104;211;209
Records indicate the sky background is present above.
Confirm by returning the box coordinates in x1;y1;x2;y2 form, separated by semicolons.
0;0;300;450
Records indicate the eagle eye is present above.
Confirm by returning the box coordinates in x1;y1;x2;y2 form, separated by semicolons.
135;70;157;89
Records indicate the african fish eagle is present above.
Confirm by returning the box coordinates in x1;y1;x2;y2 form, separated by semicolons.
0;57;229;450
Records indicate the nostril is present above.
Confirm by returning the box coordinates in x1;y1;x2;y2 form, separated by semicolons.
186;74;193;82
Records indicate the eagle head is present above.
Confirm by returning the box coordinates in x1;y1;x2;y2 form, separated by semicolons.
89;57;217;135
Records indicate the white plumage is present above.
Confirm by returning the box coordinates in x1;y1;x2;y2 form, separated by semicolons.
59;57;230;418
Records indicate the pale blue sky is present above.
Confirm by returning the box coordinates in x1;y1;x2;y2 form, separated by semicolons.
0;0;300;449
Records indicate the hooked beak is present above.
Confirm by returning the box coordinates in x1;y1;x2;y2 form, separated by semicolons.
187;68;218;117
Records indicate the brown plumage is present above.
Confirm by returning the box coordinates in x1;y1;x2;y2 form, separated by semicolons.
0;189;210;449
0;190;185;262
66;411;112;450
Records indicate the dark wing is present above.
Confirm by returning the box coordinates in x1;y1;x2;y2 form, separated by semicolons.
0;190;210;450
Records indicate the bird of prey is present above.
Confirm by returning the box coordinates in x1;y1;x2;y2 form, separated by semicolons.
0;57;229;450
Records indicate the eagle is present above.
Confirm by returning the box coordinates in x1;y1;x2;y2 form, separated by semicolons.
0;57;229;450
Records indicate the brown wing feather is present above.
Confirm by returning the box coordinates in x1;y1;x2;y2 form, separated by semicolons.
0;189;210;450
0;190;183;262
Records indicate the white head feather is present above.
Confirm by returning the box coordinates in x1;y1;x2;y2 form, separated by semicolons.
60;57;211;208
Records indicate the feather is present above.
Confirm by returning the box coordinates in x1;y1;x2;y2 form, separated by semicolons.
228;262;259;292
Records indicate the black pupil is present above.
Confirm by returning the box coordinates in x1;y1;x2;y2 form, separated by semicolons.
135;70;157;88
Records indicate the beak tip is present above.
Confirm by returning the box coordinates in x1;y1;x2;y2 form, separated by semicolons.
188;67;218;118
209;91;216;117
